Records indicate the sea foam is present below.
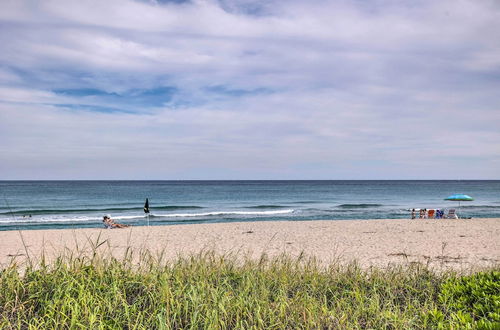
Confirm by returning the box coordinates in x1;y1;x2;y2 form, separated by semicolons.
149;209;295;218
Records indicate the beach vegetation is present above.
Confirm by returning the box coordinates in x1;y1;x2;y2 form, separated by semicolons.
0;250;498;329
425;271;499;328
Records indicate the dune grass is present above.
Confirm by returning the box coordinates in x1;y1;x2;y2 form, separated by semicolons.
0;247;498;329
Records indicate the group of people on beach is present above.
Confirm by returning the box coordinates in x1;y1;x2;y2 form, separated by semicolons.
410;208;456;219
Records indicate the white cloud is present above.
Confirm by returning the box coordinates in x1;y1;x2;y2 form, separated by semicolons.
0;0;499;179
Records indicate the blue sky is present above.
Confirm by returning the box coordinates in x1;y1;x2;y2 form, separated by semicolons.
0;0;499;179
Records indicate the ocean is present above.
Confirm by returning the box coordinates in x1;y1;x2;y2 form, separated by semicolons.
0;180;499;231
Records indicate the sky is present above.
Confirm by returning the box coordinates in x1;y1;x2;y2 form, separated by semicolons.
0;0;499;180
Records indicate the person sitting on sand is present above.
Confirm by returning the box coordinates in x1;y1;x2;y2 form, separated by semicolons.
103;214;130;229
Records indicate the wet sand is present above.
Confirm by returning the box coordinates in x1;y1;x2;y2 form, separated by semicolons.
1;218;499;271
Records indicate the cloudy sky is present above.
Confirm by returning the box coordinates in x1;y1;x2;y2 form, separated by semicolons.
0;0;499;179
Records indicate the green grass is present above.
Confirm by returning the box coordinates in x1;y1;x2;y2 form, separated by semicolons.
0;250;498;329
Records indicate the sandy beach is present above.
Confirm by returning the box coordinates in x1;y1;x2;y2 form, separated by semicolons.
1;218;499;271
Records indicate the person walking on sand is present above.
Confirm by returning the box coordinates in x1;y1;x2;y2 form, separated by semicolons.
103;214;130;229
411;208;416;219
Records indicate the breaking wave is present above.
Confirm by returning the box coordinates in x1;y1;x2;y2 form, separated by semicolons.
338;204;383;209
150;209;294;218
244;205;287;209
0;209;295;225
0;205;204;216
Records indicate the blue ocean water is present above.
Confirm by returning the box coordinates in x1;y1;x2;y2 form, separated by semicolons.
0;180;499;231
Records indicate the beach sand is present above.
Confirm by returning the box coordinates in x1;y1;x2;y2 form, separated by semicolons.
1;218;499;271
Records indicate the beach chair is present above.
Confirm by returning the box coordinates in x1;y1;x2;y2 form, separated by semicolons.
446;209;458;219
427;209;435;219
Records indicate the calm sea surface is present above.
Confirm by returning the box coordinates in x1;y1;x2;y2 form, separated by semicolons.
0;180;499;231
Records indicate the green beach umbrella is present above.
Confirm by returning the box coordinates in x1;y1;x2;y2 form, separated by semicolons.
444;194;474;216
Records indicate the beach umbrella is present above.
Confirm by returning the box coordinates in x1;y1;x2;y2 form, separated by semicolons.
144;198;150;226
444;194;473;216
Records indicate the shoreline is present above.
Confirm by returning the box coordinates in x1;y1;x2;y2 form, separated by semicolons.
3;214;498;231
1;218;499;271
